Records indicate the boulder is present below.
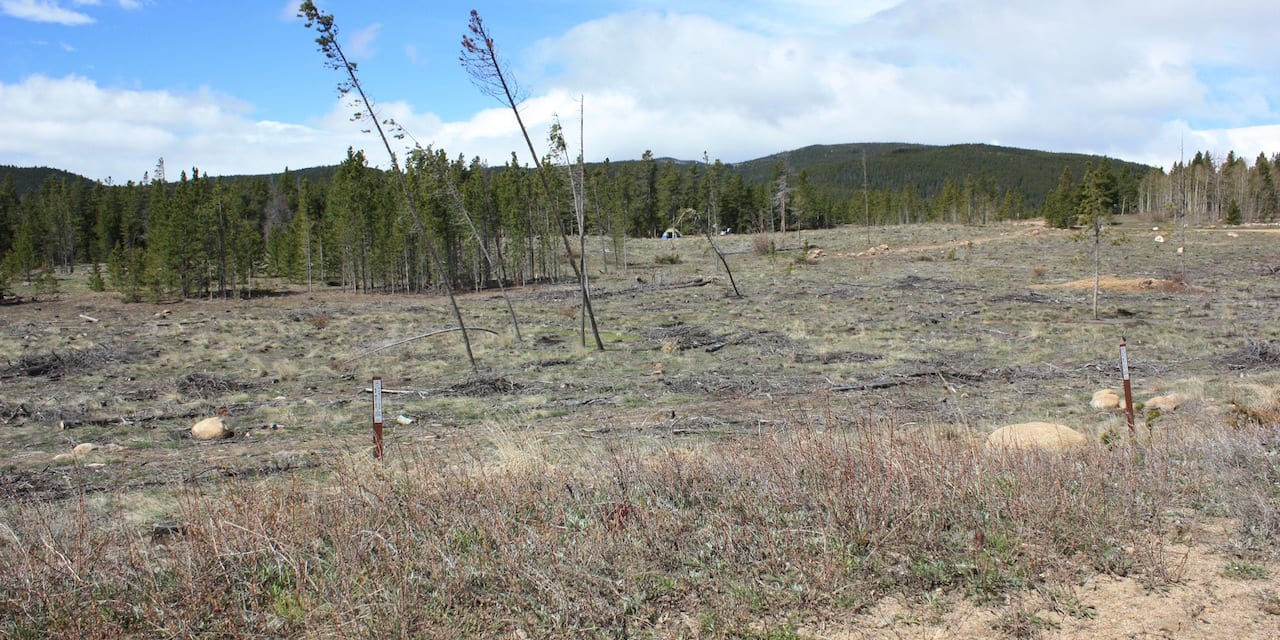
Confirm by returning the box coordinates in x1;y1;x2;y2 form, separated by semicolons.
191;416;233;440
72;442;99;456
1154;235;1166;243
1090;389;1124;410
986;422;1088;451
1145;393;1184;412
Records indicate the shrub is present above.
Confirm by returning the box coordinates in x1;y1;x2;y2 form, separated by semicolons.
752;234;774;256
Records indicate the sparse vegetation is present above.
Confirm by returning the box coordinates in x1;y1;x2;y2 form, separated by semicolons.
2;221;1279;638
1224;560;1270;580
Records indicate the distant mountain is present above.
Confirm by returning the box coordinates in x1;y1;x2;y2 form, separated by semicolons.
727;143;1155;207
217;164;341;185
1;143;1155;208
0;165;98;197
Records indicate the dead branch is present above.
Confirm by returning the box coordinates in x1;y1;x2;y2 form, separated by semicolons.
342;327;499;364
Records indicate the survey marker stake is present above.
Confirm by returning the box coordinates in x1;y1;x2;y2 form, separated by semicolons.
1119;338;1135;435
372;376;384;460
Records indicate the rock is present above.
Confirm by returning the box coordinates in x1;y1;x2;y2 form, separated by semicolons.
1145;393;1184;412
52;453;76;462
986;422;1088;451
1090;389;1124;410
1154;235;1165;243
72;442;99;456
191;416;233;440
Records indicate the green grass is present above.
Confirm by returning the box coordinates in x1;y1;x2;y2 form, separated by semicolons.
1224;560;1270;580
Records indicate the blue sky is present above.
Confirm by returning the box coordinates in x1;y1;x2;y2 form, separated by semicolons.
1;0;1278;182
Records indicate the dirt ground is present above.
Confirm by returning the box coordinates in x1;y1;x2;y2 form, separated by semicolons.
826;518;1280;639
3;219;1280;637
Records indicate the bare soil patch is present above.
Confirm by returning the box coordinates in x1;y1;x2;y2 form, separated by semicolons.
1051;275;1206;294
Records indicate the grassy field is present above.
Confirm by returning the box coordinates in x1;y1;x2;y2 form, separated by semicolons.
2;219;1279;638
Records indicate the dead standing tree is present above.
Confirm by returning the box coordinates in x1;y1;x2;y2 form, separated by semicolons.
461;10;604;351
700;152;743;298
299;1;479;370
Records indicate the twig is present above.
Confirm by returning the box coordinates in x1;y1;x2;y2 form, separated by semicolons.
361;388;419;395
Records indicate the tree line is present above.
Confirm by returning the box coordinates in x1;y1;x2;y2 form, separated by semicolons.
1042;151;1280;228
1;145;1273;301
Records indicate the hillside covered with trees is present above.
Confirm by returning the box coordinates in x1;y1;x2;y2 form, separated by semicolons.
1;142;1276;302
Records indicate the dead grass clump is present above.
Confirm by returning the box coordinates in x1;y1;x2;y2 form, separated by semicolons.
1186;421;1280;557
446;375;522;396
752;234;774;256
175;372;258;398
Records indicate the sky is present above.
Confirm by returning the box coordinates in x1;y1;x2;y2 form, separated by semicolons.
1;0;1278;183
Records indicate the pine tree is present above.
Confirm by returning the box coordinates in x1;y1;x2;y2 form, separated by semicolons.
0;176;18;259
1076;163;1116;320
1043;166;1078;228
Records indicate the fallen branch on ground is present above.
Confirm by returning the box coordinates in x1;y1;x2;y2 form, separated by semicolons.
341;327;499;364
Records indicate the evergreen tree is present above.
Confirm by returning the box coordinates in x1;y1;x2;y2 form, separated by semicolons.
1043;166;1079;228
1254;153;1278;221
0;176;18;258
633;150;660;237
1076;162;1116;320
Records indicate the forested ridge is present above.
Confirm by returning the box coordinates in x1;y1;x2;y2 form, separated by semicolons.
1;142;1276;301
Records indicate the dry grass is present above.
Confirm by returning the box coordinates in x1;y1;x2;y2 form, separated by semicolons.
4;221;1280;637
4;408;1278;637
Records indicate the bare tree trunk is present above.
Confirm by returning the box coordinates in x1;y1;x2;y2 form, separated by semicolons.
462;11;604;350
1092;218;1101;321
300;2;477;371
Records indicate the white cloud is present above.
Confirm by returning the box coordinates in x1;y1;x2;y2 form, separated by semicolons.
1;0;94;25
347;23;381;60
3;1;1277;178
508;1;1279;170
0;75;371;180
277;0;298;21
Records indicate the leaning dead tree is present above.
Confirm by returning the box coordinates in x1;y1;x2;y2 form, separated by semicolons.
461;10;605;351
701;152;743;298
299;1;478;370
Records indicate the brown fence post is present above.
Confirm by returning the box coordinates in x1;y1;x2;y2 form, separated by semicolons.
1119;338;1135;436
372;376;384;460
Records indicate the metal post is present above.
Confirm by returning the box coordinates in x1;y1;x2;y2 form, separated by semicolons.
1119;338;1135;435
372;376;384;460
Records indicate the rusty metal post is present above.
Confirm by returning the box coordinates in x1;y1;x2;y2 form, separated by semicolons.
1119;338;1135;435
372;376;384;460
